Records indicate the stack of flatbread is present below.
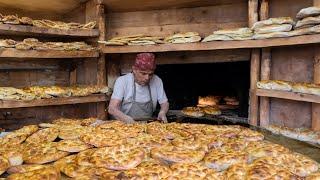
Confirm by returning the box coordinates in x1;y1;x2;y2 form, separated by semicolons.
202;28;253;42
0;14;96;30
0;38;95;51
252;17;295;39
289;7;320;36
257;80;320;96
164;32;201;44
0;85;110;101
99;34;165;46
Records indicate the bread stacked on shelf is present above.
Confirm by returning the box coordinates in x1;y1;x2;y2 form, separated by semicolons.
257;80;320;96
0;85;110;101
291;7;320;37
164;32;201;44
202;27;253;42
99;34;165;46
266;124;320;146
0;38;95;51
0;14;96;30
223;96;239;106
1;120;319;179
252;17;295;39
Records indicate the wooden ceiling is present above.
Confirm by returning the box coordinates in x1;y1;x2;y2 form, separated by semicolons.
102;0;246;12
0;0;246;15
0;0;87;15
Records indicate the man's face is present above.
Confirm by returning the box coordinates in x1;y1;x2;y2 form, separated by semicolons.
133;68;154;86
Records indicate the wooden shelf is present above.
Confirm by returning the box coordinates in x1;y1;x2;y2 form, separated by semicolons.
0;48;99;58
255;89;320;104
102;34;320;54
0;94;107;109
0;24;99;37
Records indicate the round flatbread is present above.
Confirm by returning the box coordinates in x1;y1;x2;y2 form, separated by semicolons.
7;164;47;174
23;142;70;164
204;149;249;171
25;127;58;144
181;107;205;117
57;139;93;152
91;145;145;170
151;145;206;164
6;166;60;180
0;156;9;175
123;161;172;179
80;128;127;147
169;163;220;180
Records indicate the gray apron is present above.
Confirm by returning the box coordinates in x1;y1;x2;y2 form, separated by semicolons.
123;77;153;119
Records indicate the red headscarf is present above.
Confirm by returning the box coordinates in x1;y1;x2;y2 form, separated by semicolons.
133;53;156;71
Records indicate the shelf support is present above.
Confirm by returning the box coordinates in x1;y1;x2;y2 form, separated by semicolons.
259;0;270;128
248;0;260;126
85;0;107;120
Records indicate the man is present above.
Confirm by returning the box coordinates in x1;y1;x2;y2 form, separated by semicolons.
108;53;169;123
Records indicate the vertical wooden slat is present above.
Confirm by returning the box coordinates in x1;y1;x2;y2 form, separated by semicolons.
312;0;320;130
248;0;259;28
85;0;107;120
312;46;320;130
249;49;260;126
260;48;271;127
259;0;271;127
248;0;260;126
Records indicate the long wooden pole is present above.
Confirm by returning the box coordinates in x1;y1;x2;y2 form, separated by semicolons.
259;0;271;127
312;0;320;130
248;0;260;126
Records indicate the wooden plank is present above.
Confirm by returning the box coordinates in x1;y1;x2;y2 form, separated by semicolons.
0;0;84;15
0;94;107;109
0;70;70;88
248;0;258;28
249;49;260;126
269;0;312;18
312;45;320;130
102;34;320;54
0;24;98;37
260;48;271;127
0;49;98;58
256;89;320;104
107;3;248;38
102;0;246;12
119;50;250;74
260;0;269;21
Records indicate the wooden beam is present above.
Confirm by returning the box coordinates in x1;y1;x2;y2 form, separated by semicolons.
312;46;320;130
256;89;320;104
102;34;320;54
248;0;259;28
260;0;269;21
0;95;107;109
314;0;320;6
0;49;98;58
248;0;260;126
249;49;260;126
260;48;271;127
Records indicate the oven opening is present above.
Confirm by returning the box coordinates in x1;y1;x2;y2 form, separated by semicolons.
155;61;250;124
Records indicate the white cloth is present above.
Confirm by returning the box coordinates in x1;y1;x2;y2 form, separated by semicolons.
111;73;168;112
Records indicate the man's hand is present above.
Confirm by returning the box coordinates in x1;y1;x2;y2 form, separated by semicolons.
123;116;135;124
157;111;168;123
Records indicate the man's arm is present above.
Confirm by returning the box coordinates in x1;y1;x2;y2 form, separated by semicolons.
157;101;169;123
108;99;135;124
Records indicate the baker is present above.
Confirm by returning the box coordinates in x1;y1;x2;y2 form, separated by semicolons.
108;53;169;123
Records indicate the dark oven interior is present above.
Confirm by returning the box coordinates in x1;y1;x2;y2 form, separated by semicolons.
155;61;250;121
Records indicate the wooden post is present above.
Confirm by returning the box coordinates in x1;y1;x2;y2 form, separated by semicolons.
260;48;271;127
86;0;107;120
248;0;260;126
249;49;260;126
312;0;320;130
248;0;259;28
259;0;271;127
